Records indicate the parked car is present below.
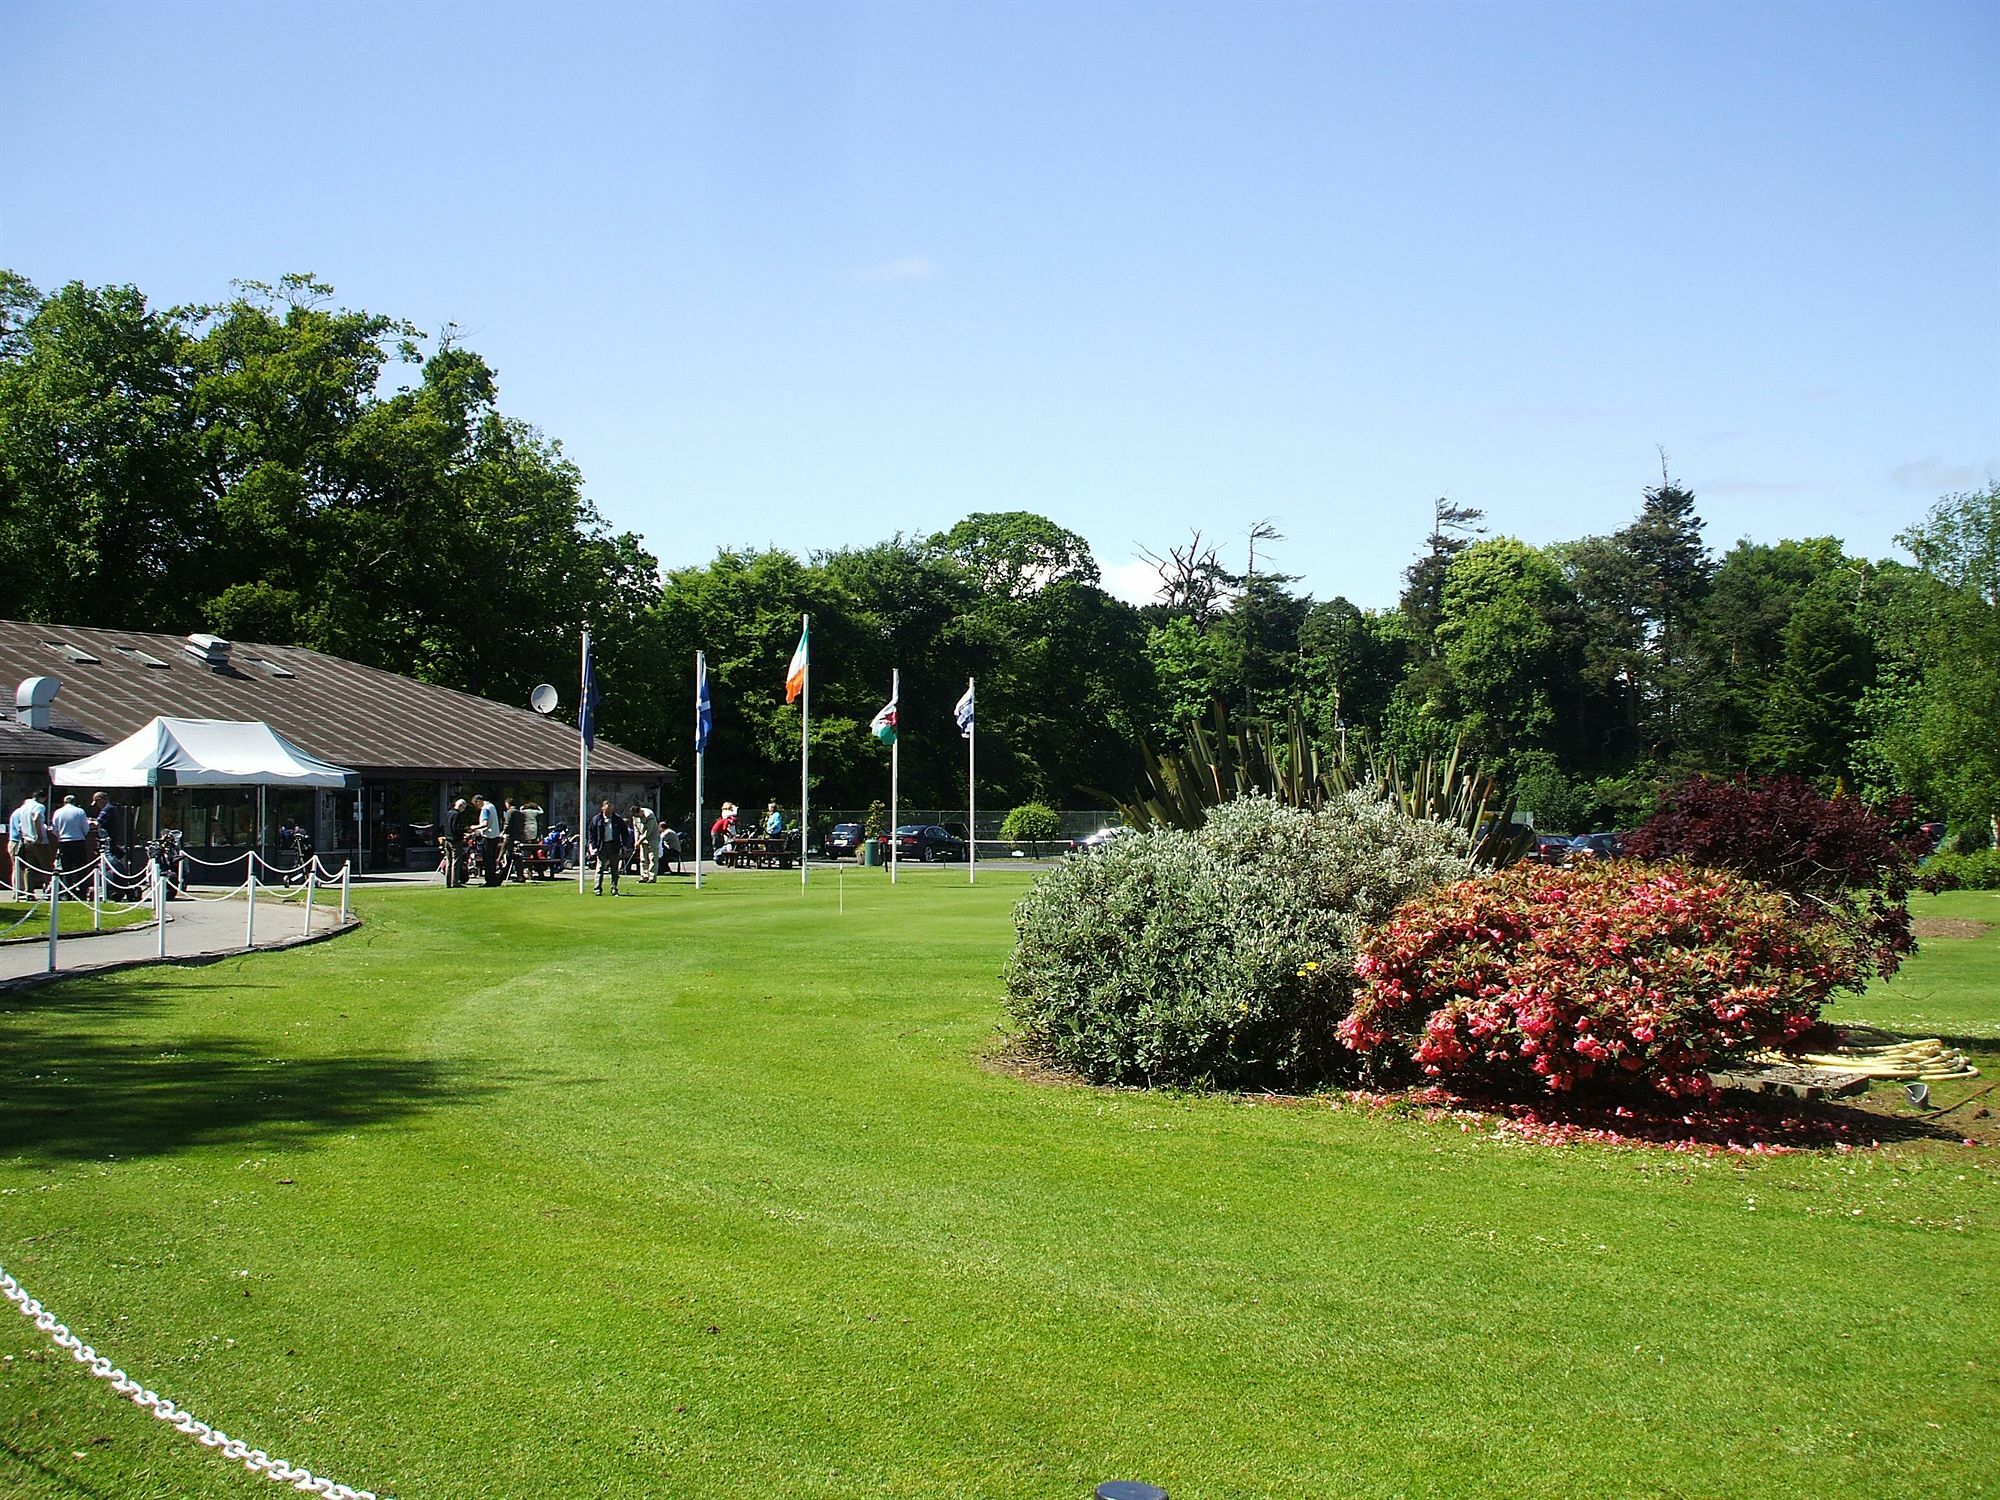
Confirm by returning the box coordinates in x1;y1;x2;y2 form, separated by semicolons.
1068;825;1136;855
1529;834;1576;865
825;822;866;859
894;824;967;862
1568;831;1623;859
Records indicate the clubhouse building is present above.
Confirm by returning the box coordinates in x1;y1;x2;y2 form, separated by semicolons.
0;620;670;871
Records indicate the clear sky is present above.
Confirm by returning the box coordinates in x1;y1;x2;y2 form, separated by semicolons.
3;0;1994;608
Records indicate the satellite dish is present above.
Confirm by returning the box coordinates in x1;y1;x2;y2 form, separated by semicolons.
530;683;559;715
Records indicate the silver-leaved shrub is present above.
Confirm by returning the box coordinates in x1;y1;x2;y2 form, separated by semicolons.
1004;792;1468;1089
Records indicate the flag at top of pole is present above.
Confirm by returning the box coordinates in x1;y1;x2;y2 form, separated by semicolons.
870;696;898;743
581;635;600;750
695;657;714;754
785;621;809;704
954;681;974;739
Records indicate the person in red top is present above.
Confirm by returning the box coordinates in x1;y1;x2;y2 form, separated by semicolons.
708;801;740;865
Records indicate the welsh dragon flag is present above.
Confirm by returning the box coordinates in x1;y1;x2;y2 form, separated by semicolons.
870;697;898;744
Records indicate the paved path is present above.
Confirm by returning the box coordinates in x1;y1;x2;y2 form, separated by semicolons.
0;888;352;986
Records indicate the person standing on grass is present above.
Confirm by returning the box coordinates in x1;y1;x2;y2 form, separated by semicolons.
504;797;529;882
442;798;471;888
588;798;629;895
475;793;504;887
631;803;659;882
7;790;48;897
50;793;92;897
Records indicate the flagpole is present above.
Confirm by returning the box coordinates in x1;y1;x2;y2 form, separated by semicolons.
577;625;589;895
967;675;976;886
799;612;810;891
693;650;705;891
889;668;900;886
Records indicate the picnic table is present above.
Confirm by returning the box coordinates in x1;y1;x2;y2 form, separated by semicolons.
718;835;798;870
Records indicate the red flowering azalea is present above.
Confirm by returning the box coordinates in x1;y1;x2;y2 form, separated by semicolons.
1341;861;1874;1098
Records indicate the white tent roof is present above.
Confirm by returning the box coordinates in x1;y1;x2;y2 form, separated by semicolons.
48;716;359;789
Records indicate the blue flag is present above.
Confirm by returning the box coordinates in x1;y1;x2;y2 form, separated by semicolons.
581;637;600;750
695;658;714;754
954;681;974;739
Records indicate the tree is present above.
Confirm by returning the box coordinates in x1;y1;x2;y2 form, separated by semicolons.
0;272;663;755
1432;537;1574;770
1398;497;1486;648
1137;529;1233;628
1616;461;1713;763
1862;485;2000;839
932;511;1098;599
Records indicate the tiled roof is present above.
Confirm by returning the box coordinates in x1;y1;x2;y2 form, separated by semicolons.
0;620;668;781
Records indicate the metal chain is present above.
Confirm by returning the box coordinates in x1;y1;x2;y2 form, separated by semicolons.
0;1262;381;1500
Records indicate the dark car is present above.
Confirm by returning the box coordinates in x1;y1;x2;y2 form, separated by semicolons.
825;822;866;859
1568;831;1623;860
1529;834;1576;865
894;823;967;862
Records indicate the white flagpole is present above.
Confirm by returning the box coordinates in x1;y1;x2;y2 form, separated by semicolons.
694;649;705;891
577;625;589;895
800;613;810;891
967;676;977;886
889;667;900;886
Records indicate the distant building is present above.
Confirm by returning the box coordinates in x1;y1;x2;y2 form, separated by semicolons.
0;621;670;871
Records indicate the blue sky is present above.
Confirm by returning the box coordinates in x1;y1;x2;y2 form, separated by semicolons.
3;0;1994;608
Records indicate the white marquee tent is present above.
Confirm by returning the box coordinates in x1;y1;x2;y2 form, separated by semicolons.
49;717;358;790
49;716;358;848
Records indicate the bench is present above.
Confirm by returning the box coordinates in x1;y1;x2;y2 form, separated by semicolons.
718;836;797;870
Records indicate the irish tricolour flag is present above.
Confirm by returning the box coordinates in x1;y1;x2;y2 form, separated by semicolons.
870;697;898;744
784;622;809;703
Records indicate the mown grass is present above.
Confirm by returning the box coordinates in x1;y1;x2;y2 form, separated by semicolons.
1;898;156;943
0;871;1994;1499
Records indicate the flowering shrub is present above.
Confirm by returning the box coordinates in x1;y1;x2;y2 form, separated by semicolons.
1340;861;1878;1099
1622;776;1922;977
1004;793;1467;1089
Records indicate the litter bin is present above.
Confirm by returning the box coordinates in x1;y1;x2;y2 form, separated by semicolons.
861;838;882;867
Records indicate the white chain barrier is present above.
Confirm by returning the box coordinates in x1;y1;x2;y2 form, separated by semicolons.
0;1262;382;1500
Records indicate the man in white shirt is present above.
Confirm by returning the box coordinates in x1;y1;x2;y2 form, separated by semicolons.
49;794;93;897
474;794;504;887
7;791;48;897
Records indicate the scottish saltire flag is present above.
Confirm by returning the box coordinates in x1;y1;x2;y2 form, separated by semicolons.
695;658;714;753
870;697;898;744
953;682;974;739
784;622;809;703
581;637;599;750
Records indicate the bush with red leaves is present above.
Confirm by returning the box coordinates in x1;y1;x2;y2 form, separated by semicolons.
1339;861;1876;1099
1621;776;1921;978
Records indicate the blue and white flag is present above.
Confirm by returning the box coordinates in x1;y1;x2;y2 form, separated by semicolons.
953;682;975;739
580;636;600;750
695;657;714;754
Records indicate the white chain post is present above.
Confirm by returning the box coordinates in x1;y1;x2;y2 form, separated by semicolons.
153;854;167;959
92;849;104;931
44;857;58;975
303;862;316;938
244;858;256;950
339;861;350;923
0;1263;381;1500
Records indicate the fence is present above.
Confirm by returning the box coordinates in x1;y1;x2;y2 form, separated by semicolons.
2;845;353;977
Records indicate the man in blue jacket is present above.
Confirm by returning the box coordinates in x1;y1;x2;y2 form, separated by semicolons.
587;799;630;896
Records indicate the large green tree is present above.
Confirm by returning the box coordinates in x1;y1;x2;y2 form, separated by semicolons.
0;272;660;751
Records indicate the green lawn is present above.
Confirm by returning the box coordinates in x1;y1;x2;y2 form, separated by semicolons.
0;872;1994;1499
1;897;157;943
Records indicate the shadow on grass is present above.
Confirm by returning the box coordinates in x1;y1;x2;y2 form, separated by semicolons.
0;1438;125;1499
0;981;496;1163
